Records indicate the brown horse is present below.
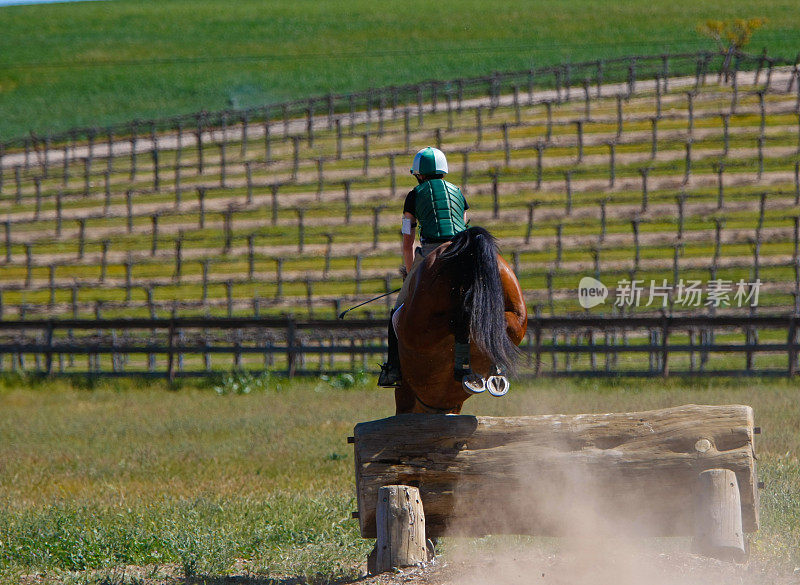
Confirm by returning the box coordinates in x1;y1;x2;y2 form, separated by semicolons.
393;227;527;414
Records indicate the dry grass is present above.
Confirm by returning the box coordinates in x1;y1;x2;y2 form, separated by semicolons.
0;375;798;583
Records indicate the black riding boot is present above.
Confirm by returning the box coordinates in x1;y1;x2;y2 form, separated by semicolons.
378;309;402;387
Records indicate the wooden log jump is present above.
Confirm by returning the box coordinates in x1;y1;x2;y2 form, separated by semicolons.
352;404;758;568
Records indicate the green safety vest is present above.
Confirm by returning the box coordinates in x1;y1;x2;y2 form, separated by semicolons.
413;179;467;241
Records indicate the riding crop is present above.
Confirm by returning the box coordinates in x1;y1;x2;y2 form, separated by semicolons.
337;288;401;319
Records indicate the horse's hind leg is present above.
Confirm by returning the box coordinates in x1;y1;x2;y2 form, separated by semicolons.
394;385;416;414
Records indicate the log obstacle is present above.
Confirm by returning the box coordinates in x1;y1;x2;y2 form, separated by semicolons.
351;405;758;569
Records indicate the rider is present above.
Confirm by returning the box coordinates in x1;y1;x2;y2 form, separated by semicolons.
378;146;469;387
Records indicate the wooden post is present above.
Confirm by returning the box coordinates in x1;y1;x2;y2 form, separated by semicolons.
223;205;234;254
389;154;396;198
363;133;370;175
693;469;746;561
475;107;482;147
372;206;383;249
324;233;333;277
292;136;300;181
525;201;538;245
535;142;544;189
174;232;183;282
373;485;427;574
126;190;133;233
716;162;725;209
344;180;352;224
152;143;160;192
403;109;410;153
271;183;279;225
639;167;649;212
197;187;206;228
296;207;305;253
76;218;86;260
545;101;553;142
721;113;730;157
104;170;111;213
503;123;510;165
100;240;109;283
684;139;693;184
650;117;658;159
265;109;273;163
34;177;41;220
608;141;616;188
241;110;249;158
248;234;256;280
491;171;499;219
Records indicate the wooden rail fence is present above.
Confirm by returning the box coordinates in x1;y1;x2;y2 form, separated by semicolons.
0;315;797;378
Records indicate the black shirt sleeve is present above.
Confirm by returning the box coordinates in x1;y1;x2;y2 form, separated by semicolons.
403;189;416;216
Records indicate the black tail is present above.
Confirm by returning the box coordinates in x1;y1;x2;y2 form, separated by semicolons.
437;226;519;373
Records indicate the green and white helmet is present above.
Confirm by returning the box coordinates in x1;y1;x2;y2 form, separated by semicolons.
411;146;448;175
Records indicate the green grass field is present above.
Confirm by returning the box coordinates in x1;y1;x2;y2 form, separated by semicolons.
1;0;798;139
0;375;798;583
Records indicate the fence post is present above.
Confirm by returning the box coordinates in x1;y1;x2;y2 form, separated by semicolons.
174;232;183;282
126;190;134;233
291;136;300;181
76;218;86;260
286;316;297;377
525;201;539;245
363;132;370;175
461;150;469;191
324;233;333;278
264;108;272;163
491;171;500;218
564;171;573;215
545;101;553;142
33;177;41;220
373;206;384;249
197;187;206;228
167;318;176;382
639;167;649;212
275;257;284;299
661;316;669;378
223;205;234;254
248;234;256;279
25;244;32;288
608;141;616;188
600;198;608;242
296;207;305;253
344;180;352;224
389;154;396;198
271;184;279;225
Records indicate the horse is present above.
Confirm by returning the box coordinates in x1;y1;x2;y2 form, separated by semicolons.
392;226;527;414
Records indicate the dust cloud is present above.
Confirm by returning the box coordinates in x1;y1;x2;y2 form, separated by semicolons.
442;438;781;585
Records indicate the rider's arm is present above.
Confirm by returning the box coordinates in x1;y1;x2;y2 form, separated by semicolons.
401;212;416;274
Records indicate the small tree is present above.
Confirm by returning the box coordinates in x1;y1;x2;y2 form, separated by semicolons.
697;18;766;53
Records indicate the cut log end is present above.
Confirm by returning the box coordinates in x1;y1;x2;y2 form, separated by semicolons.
693;468;747;562
374;485;426;574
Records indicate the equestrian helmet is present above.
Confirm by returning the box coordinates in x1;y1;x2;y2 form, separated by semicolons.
411;146;448;175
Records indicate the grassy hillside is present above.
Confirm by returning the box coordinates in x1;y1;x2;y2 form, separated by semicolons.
0;0;797;139
0;375;797;582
